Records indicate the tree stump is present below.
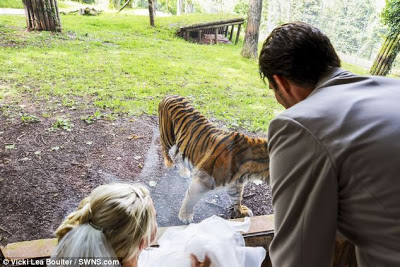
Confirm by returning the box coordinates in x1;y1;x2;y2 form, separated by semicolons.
23;0;61;32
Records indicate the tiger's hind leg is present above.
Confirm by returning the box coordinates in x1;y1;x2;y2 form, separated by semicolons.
168;145;191;178
162;150;174;168
227;183;253;218
178;171;214;223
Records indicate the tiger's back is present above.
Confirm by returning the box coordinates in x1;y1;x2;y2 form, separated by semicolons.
158;95;269;222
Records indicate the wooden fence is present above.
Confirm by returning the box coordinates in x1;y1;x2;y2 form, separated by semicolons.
178;18;245;45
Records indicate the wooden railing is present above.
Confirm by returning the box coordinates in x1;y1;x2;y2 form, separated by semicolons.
0;215;357;266
178;18;245;45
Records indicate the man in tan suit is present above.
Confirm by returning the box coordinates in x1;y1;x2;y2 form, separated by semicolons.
259;22;400;266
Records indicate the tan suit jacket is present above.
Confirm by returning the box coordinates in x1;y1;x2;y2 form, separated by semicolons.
268;68;400;266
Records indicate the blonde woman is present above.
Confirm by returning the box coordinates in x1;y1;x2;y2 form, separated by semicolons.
50;183;158;267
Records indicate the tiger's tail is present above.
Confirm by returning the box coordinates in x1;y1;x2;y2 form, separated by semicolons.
158;96;176;168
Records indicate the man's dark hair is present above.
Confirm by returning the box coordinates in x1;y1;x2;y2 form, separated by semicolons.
259;22;341;89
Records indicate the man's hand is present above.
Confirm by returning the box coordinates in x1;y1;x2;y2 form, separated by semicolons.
190;254;211;267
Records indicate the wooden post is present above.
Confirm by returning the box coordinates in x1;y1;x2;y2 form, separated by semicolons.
229;25;235;41
215;27;218;44
47;0;55;31
235;23;242;45
198;30;202;43
148;0;155;27
224;26;228;37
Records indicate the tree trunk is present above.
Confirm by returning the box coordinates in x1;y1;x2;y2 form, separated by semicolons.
370;32;400;76
114;0;120;9
148;0;155;26
23;0;61;32
176;0;183;15
241;0;263;59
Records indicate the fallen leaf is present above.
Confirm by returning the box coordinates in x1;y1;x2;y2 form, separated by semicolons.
138;163;143;169
128;134;143;140
5;144;15;150
51;146;60;151
34;151;41;155
53;193;59;197
149;181;157;187
116;157;122;161
86;141;93;145
19;157;30;161
133;155;142;160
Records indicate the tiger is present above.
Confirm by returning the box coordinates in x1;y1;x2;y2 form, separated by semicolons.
158;95;270;223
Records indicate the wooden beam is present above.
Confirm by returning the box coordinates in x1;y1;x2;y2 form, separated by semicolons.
215;27;218;44
229;25;235;41
235;23;242;45
179;18;244;31
198;29;202;43
180;22;243;33
1;215;274;260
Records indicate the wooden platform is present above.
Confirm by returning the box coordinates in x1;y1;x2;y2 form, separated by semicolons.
0;215;357;266
178;18;245;45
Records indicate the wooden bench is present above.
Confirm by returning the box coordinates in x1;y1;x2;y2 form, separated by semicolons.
178;18;245;45
0;215;357;266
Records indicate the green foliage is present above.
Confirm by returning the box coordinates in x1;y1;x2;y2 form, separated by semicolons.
51;118;74;131
234;0;249;16
81;114;97;124
21;114;40;123
266;0;385;60
156;0;177;14
340;1;375;54
81;110;115;124
382;0;400;37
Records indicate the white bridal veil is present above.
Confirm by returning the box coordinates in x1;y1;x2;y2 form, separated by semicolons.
49;223;120;267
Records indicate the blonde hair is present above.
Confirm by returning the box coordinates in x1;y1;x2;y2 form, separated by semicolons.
54;183;157;262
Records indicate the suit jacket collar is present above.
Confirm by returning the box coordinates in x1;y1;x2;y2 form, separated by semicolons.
309;67;350;98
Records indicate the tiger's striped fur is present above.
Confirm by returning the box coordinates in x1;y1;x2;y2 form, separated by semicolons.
158;95;269;223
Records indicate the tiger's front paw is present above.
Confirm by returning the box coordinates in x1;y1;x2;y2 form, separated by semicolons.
179;166;191;178
234;205;253;218
178;209;194;224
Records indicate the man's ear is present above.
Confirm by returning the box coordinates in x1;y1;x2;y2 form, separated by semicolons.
272;74;293;96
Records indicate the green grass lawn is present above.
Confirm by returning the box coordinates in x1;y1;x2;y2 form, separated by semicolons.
0;12;372;132
0;0;72;9
0;0;24;9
